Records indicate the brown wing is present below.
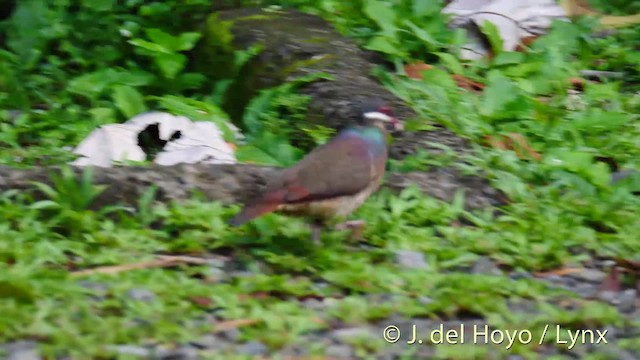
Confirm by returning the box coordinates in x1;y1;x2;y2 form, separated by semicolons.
265;134;385;204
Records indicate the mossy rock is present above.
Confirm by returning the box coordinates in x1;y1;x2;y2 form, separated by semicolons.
193;7;500;208
196;8;470;157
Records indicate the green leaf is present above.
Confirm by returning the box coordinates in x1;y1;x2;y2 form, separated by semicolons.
434;52;464;74
405;21;438;49
145;28;178;52
81;0;115;11
480;72;519;118
492;52;524;67
235;145;283;166
176;32;203;52
154;53;187;79
365;36;403;57
112;85;147;118
363;0;397;35
0;280;34;303
128;38;169;53
479;20;504;55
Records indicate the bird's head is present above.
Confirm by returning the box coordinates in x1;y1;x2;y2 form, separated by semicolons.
360;98;403;133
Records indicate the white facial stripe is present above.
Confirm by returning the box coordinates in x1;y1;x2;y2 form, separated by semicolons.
364;111;393;122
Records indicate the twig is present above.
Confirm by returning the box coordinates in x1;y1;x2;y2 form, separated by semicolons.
71;255;210;277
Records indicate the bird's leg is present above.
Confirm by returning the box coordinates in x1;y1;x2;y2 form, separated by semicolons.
310;220;324;246
334;219;366;241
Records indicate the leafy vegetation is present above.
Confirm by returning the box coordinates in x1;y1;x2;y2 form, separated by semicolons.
1;0;639;358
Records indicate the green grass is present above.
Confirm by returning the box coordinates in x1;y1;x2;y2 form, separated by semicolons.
1;0;640;359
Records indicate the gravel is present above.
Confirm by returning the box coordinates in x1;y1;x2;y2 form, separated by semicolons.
393;250;428;269
127;288;156;302
4;341;41;360
237;341;268;356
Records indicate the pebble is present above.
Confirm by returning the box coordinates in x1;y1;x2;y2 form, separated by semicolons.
618;289;637;313
471;256;502;275
394;250;428;269
219;328;241;342
325;344;354;358
598;290;619;304
237;341;268;356
127;288;156;302
332;327;374;342
4;341;41;360
107;345;151;357
573;282;598;299
569;268;607;283
155;345;199;360
190;335;227;350
301;298;325;310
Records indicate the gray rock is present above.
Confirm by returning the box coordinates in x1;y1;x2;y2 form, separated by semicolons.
325;344;354;357
573;282;598;299
301;298;325;310
509;271;532;280
127;288;156;302
5;341;41;360
598;290;619;304
569;268;607;283
471;256;502;275
107;345;151;357
418;296;433;305
155;345;199;360
394;250;428;269
219;328;240;342
191;335;227;350
77;281;109;296
332;327;375;342
237;341;268;356
618;289;637;313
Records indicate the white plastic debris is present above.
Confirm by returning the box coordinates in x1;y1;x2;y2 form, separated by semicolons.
443;0;568;60
71;111;238;167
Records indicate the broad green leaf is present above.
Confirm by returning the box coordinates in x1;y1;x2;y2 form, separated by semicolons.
128;38;169;53
434;52;464;75
81;0;115;11
145;28;178;52
235;145;283;166
176;32;203;52
406;21;438;49
479;20;504;55
365;36;403;57
480;72;519;118
363;0;397;35
112;85;147;118
492;52;524;67
154;53;187;79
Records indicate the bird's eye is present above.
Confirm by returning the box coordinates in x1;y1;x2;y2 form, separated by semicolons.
378;105;392;115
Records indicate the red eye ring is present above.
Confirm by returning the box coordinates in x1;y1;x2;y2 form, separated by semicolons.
378;105;392;115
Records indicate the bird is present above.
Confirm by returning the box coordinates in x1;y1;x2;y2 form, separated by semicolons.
228;98;403;243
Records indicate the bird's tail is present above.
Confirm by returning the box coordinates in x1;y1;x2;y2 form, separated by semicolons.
228;202;280;226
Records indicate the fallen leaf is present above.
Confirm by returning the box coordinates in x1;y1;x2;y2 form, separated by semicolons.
189;296;214;308
404;62;434;79
404;62;484;93
213;318;260;332
483;133;542;160
534;267;581;277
